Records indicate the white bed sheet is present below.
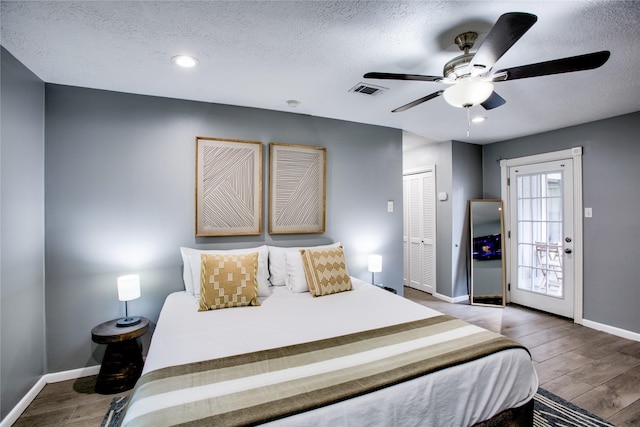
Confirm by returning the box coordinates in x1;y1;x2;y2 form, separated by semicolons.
139;278;538;426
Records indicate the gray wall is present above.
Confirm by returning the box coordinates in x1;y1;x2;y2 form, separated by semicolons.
0;47;46;420
483;112;640;334
44;84;403;372
403;138;481;298
403;138;452;297
451;141;483;298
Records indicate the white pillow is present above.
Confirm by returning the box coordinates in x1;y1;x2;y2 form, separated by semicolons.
284;250;309;293
267;246;289;287
269;242;340;292
180;246;270;297
268;243;340;287
180;247;195;293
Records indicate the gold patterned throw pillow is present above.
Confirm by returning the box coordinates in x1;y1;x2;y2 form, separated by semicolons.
300;246;353;297
198;252;260;311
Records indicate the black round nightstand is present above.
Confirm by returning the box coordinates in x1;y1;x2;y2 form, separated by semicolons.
91;317;149;394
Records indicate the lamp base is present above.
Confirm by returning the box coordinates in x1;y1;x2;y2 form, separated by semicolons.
116;316;141;327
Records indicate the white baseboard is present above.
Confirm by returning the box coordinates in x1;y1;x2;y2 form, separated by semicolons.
433;292;469;304
45;365;101;383
582;319;640;342
0;376;47;427
0;365;100;427
452;294;470;303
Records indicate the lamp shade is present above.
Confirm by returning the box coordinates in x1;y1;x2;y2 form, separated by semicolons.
368;255;382;273
117;275;140;302
443;78;494;108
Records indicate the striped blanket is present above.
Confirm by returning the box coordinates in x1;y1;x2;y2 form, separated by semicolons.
121;315;527;426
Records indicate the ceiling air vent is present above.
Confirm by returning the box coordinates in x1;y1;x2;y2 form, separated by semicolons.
349;82;387;96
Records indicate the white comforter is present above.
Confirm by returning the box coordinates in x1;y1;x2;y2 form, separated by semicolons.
135;278;538;426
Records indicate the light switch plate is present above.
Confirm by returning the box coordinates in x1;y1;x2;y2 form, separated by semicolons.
387;200;394;212
585;207;592;218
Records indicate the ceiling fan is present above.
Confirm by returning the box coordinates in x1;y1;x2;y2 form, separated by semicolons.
363;12;610;113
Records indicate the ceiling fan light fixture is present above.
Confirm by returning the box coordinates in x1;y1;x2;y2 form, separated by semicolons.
443;78;494;108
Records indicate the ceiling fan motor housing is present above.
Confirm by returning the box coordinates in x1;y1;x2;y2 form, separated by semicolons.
443;32;478;80
454;32;478;52
443;53;474;80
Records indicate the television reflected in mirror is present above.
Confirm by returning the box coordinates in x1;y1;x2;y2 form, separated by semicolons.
472;233;502;260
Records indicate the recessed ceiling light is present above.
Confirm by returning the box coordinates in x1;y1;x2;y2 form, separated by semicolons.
286;99;300;108
171;55;199;68
471;116;487;123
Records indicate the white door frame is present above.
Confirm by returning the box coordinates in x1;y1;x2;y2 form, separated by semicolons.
500;147;584;324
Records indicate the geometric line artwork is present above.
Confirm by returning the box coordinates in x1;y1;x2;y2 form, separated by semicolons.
269;142;326;234
196;137;262;236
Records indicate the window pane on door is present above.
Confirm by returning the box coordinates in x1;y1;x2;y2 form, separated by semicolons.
516;171;564;298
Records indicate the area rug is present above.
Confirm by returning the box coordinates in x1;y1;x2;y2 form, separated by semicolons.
101;395;128;427
534;387;615;427
102;388;615;426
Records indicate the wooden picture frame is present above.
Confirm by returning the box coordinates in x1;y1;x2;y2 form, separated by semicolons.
195;137;262;236
269;142;326;234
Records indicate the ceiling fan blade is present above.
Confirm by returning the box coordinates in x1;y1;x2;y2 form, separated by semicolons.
392;90;444;113
493;50;610;81
470;12;538;72
364;72;442;82
481;91;506;110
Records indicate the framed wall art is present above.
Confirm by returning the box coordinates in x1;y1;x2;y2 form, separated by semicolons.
269;142;326;234
196;137;262;236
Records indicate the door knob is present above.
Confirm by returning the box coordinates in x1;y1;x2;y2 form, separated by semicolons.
565;237;572;243
564;248;572;254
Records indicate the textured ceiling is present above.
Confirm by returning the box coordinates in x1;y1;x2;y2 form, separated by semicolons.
2;1;639;144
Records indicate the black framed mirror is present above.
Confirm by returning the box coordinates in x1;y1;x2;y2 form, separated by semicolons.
470;199;505;307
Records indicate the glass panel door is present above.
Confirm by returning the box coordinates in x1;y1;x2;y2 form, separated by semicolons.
509;159;574;318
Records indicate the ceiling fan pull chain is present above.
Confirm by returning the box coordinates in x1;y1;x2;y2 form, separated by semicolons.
466;106;471;138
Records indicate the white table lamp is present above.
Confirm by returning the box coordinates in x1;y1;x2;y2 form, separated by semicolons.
117;274;141;327
368;255;382;286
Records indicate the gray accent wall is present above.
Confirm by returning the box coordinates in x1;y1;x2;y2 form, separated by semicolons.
0;47;46;420
451;141;482;298
403;138;482;299
44;84;403;372
403;139;453;297
483;112;640;334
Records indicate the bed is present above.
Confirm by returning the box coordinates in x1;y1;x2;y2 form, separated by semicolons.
120;245;537;426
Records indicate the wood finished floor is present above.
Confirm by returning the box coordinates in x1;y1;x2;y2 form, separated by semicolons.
405;287;640;426
13;288;640;426
12;375;128;427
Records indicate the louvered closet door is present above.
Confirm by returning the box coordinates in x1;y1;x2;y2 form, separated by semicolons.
403;170;436;294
